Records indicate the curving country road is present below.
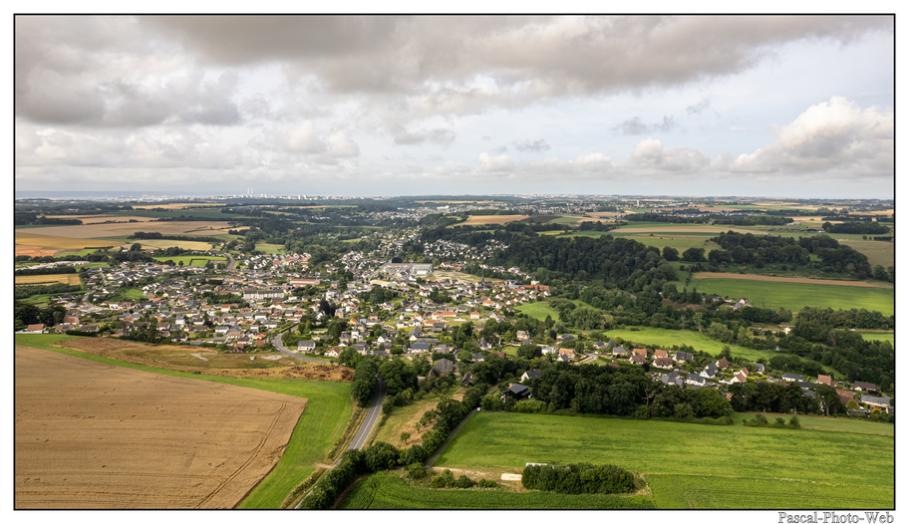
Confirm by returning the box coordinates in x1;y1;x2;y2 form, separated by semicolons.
270;334;384;450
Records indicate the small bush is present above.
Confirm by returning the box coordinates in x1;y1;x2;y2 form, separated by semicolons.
406;462;426;480
431;469;456;488
789;415;801;429
477;479;498;488
454;475;476;488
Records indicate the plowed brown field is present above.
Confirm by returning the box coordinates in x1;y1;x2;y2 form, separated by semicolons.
15;346;307;508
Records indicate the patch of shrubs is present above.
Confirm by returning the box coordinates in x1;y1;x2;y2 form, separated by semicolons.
742;413;801;429
522;463;637;495
429;469;496;489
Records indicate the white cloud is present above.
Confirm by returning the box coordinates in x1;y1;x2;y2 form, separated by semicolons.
732;96;893;176
630;138;710;172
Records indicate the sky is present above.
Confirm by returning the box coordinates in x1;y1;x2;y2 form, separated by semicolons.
14;15;894;198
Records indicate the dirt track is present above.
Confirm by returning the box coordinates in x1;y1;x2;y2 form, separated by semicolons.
15;346;307;508
693;272;893;288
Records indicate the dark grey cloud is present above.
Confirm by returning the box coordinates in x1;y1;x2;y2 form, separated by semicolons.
513;139;551;152
615;116;676;135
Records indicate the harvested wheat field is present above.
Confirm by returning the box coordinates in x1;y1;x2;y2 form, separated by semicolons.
132;202;224;210
693;272;893;288
15;231;122;257
15;346;307;509
18;220;237;240
460;214;528;225
15;273;81;286
43;214;159;224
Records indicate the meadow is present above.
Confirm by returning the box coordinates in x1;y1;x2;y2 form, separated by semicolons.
434;411;893;508
604;326;772;361
858;332;895;345
340;472;654;509
515;301;562;321
686;276;894;315
15;334;353;509
255;242;286;254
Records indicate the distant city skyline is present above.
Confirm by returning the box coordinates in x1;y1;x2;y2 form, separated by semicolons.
15;15;894;198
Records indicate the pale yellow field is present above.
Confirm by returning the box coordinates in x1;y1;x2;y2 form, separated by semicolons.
137;239;213;251
17;221;237;240
43;215;158;224
131;203;224;210
15;233;122;257
15;273;82;286
461;214;529;225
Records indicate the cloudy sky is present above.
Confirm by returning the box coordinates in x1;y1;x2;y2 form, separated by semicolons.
14;15;894;198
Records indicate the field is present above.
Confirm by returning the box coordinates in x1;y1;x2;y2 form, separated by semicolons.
15;345;307;509
459;214;529;226
434;412;893;508
255;242;286;254
153;255;226;267
838;239;894;268
132;202;224;210
340;472;654;509
604;327;772;362
374;392;459;447
515;301;561;321
18;220;237;239
15;273;81;286
858;332;895;345
16;334;354;509
44;214;159;224
693;272;893;288
15;231;121;257
137;239;214;251
687;275;893;315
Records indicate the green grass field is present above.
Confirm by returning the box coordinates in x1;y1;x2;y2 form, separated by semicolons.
15;334;353;509
255;242;286;254
435;412;893;509
112;287;145;301
604;327;772;361
340;472;654;509
858;332;895;345
152;255;226;267
515;301;561;321
687;277;894;315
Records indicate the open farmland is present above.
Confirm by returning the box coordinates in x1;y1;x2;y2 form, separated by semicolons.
858;332;895;345
838;239;894;268
15;273;81;286
434;412;893;509
18;220;237;239
137;239;214;251
15;231;121;257
693;272;893;288
15;345;308;509
688;275;893;315
459;214;529;226
16;334;354;509
604;327;773;362
43;214;159;224
340;472;654;509
132;202;224;210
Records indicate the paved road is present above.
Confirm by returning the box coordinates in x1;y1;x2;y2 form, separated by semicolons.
224;252;237;271
270;333;384;449
270;334;323;363
348;382;384;450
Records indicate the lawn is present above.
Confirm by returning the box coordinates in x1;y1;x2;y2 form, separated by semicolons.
604;327;772;362
339;472;654;509
15;334;353;509
435;411;893;509
112;287;146;301
686;277;893;315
